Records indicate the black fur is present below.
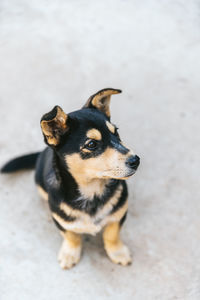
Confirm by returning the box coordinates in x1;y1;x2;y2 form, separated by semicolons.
83;88;122;112
120;212;127;227
1;152;40;173
111;181;128;214
52;218;66;232
42;105;59;121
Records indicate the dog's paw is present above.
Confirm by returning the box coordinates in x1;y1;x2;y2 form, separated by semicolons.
105;243;132;266
58;241;81;269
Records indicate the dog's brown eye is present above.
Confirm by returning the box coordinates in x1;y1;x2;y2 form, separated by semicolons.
86;140;97;150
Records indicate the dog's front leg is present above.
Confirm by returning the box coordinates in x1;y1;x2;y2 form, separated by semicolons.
103;222;132;266
58;231;82;269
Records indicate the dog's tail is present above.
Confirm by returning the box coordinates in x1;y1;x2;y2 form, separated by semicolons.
1;152;40;173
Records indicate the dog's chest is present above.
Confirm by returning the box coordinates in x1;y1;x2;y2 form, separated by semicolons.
56;183;125;235
65;206;118;235
73;184;124;234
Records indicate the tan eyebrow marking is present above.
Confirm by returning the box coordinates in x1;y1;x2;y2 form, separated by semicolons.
86;129;102;141
106;121;115;134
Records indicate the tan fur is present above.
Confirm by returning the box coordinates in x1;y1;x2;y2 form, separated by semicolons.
103;222;120;245
82;148;92;153
60;202;82;218
61;231;82;248
78;178;108;200
106;121;115;134
52;183;124;235
86;129;102;141
58;231;82;269
96;184;123;219
84;89;121;117
103;221;131;265
41;106;68;146
65;147;132;185
37;185;48;201
93;97;111;118
52;213;102;234
105;200;128;223
60;183;123;219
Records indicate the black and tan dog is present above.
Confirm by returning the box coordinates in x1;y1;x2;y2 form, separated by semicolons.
1;88;140;269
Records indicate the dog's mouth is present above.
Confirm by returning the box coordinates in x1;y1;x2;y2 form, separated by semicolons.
126;170;136;177
101;168;136;180
116;170;136;180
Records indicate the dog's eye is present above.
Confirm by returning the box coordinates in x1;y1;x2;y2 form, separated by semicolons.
85;140;98;150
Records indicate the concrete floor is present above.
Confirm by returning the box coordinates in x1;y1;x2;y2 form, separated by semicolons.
0;0;200;299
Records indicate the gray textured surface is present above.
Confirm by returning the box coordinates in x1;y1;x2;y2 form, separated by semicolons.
0;0;200;299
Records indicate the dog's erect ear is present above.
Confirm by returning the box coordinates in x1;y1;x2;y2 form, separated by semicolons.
83;88;122;119
40;106;68;146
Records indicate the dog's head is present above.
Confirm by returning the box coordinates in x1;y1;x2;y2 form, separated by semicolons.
40;88;140;183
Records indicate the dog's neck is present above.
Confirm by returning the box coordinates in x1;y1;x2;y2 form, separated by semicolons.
54;152;110;201
77;178;109;201
53;151;121;215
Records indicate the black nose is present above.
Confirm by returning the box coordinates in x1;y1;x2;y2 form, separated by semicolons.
126;155;140;170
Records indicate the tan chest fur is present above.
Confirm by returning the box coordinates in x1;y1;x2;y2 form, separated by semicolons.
52;184;128;235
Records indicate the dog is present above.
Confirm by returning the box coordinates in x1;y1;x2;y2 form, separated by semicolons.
1;88;140;269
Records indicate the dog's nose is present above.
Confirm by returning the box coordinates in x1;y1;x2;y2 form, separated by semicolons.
126;155;140;170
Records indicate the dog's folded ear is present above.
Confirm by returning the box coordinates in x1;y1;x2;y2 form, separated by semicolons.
40;106;68;146
83;88;122;119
